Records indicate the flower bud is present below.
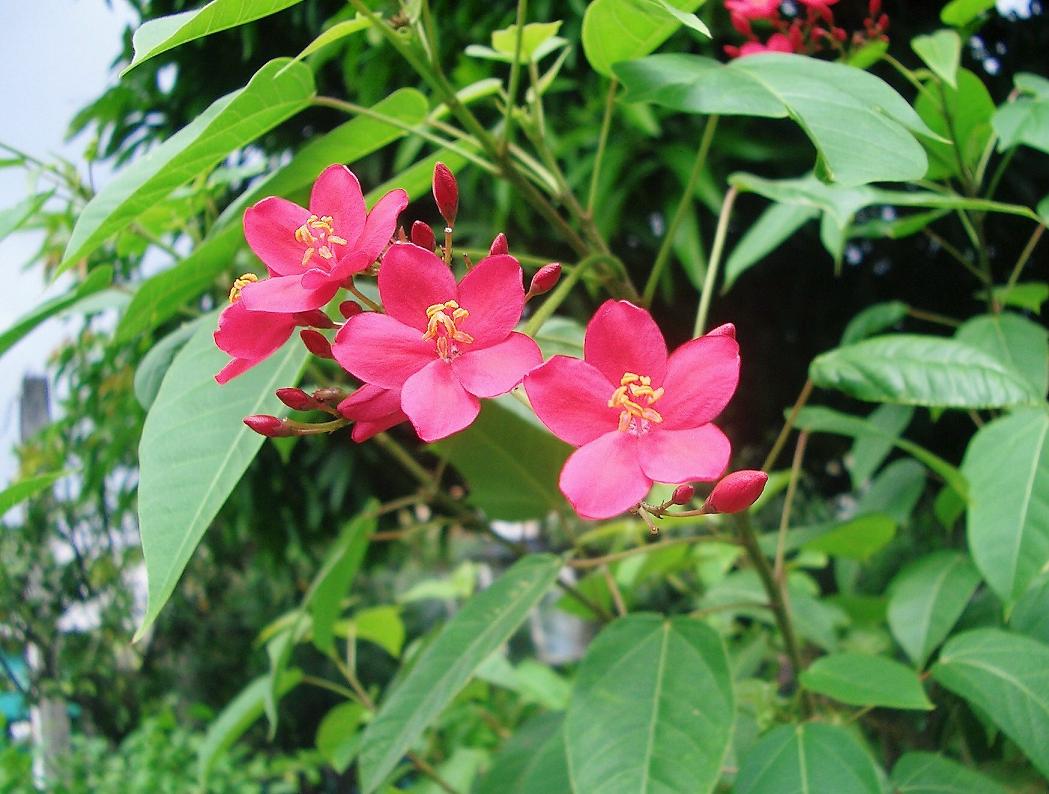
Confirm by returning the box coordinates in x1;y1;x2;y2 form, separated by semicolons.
339;300;363;319
432;162;459;227
243;414;289;437
300;329;334;359
411;220;436;251
868;0;881;16
293;309;335;329
312;387;346;408
488;232;509;256
671;484;695;506
706;470;768;514
705;322;736;339
526;263;561;299
275;387;317;412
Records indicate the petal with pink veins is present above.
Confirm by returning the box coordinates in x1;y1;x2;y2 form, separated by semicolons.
243;196;311;277
378;244;459;331
310;164;366;249
239;274;340;313
332;313;434;389
584;300;668;386
559;431;649;520
452;332;541;398
355;188;408;261
524;356;619;446
638;424;731;484
657;335;740;429
455;254;525;349
401;360;480;442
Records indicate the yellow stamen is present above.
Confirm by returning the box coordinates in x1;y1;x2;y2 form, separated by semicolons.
422;300;475;359
228;273;259;303
609;371;664;432
294;214;346;268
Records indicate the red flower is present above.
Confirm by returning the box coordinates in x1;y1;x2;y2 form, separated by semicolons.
524;301;739;520
332;244;542;442
737;32;796;57
725;0;781;21
338;384;409;442
238;164;407;313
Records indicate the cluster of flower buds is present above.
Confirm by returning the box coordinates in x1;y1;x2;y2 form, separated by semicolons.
724;0;888;60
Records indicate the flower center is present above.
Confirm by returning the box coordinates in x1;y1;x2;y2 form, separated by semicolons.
228;272;258;303
422;300;474;361
608;372;664;434
294;214;348;268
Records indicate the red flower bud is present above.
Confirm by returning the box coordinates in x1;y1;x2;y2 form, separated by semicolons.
432;162;459;227
705;322;736;339
293;309;335;329
730;13;753;37
488;232;509;256
527;263;561;298
877;13;889;30
243;414;288;437
706;470;768;514
275;387;317;412
672;484;695;506
300;329;334;359
411;220;436;251
339;300;363;319
868;0;881;16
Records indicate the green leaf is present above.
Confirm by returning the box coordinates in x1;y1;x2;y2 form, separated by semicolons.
810;334;1041;409
912;30;961;88
0;191;52;243
197;669;302;780
795;405;967;498
532;316;584;358
956;312;1048;400
891;752;1007;794
932;628;1049;778
133;320;200;409
848;404;914;488
115;88;428;342
60;59;315;275
475;656;570;710
432;398;570;520
315;701;366;774
356;554;561;793
915;69;994;180
1011;572;1049;644
348;605;405;658
310;511;374;654
582;0;704;77
135;314;308;640
0;266;113;360
941;0;996;26
991;282;1049;313
475;713;570;794
994;72;1049;154
289;17;371;65
801;513;897;561
735;723;882;794
564;614;733;794
963;409;1049;603
616;53;932;186
857;458;925;525
800;653;933;710
125;0;303;73
723;203;816;292
491;21;564;62
842;301;908;346
0;471;65;515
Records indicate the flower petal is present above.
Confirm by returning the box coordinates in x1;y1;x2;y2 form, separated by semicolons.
333;312;434;389
451;332;542;398
239;274;339;313
355;188;408;261
214;300;296;359
352;411;410;442
657;335;740;429
378;244;458;331
559;431;650;520
338;384;403;422
401;360;480;442
524;356;618;446
243;196;310;276
583;300;668;386
455;254;525;348
215;357;256;384
310;164;366;250
638;424;731;484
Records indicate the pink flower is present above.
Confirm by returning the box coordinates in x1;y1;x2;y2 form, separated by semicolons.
238;164;407;313
332;244;542;442
524;301;739;520
338;384;410;442
737;33;796;57
725;0;780;21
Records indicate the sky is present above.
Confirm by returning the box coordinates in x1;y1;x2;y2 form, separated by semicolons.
0;1;135;485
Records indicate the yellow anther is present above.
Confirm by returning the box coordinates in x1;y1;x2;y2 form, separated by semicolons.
294;214;346;268
228;272;259;303
422;300;474;358
609;371;664;432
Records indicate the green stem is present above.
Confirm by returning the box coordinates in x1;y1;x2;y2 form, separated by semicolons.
372;432;434;487
587;78;619;215
773;430;809;583
501;0;528;152
693;184;738;337
1005;223;1045;291
643;115;719;305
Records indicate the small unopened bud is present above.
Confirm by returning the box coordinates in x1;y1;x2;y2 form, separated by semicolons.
705;322;736;339
312;387;346;408
526;263;561;299
339;300;363;319
244;414;289;437
293;309;335;329
432;162;459;227
275;387;318;412
706;470;768;514
411;220;436;250
488;233;509;256
877;13;889;30
300;329;334;359
868;0;881;16
671;484;695;506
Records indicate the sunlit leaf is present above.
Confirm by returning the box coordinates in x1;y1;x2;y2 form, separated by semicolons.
800;653;933;710
956;312;1048;399
912;30;961;88
994;72;1049;154
0;471;66;516
582;0;704;77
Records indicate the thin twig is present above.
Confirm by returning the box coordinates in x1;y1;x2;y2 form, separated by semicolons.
601;564;627;617
587;78;619;215
501;0;528;152
693;184;738;336
774;430;809;584
1005;223;1045;291
761;378;814;473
